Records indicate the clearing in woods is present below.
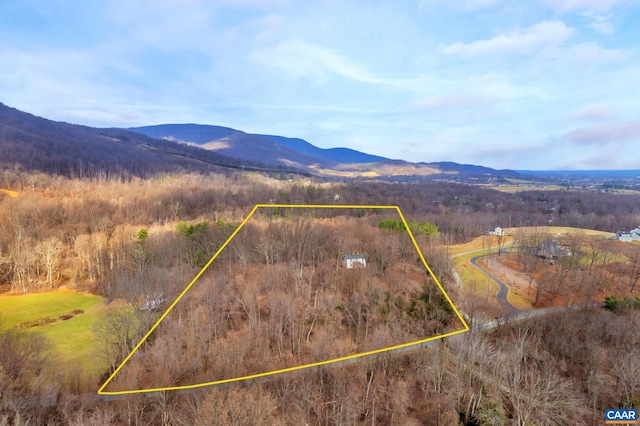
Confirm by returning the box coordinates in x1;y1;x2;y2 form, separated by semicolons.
0;290;109;376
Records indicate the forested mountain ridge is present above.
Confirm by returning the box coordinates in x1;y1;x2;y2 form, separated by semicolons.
0;103;301;178
129;123;520;180
129;124;389;165
0;102;519;181
128;123;329;169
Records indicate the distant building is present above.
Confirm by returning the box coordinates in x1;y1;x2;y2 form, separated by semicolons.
489;227;504;236
616;227;640;242
140;294;165;311
537;239;571;259
343;254;367;269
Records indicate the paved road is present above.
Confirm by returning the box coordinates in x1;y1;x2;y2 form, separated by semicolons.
469;252;520;317
449;241;520;317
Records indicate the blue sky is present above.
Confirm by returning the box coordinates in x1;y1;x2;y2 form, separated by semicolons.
1;0;639;170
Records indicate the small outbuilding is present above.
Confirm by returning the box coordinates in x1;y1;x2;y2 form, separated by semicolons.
343;254;367;269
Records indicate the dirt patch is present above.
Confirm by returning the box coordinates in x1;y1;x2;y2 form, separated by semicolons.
17;309;85;329
479;256;537;308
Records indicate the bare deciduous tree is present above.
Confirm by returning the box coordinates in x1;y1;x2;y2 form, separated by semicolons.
36;237;62;288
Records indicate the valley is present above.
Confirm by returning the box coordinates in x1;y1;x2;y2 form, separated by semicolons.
0;103;638;424
3;0;640;422
0;166;638;424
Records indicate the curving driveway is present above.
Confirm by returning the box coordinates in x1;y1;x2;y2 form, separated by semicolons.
469;252;520;316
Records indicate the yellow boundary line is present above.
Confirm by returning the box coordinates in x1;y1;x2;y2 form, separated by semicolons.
97;204;469;395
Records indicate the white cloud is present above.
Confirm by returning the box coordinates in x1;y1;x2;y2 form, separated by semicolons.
420;0;502;11
252;40;398;85
209;0;286;7
566;119;640;145
405;94;500;123
568;105;617;122
589;18;614;34
563;42;625;63
106;1;216;49
440;20;624;67
577;11;617;35
540;0;624;13
441;21;573;58
406;94;495;110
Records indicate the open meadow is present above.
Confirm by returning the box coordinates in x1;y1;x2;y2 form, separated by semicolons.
0;290;110;377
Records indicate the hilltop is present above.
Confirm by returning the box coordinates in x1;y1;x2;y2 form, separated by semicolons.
1;102;518;182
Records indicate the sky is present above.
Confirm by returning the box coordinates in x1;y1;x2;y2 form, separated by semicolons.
1;0;639;170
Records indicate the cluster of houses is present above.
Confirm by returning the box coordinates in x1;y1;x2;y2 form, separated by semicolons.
615;227;640;242
489;224;640;244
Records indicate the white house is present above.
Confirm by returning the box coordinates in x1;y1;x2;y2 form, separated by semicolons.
489;227;504;236
343;254;367;269
616;227;640;242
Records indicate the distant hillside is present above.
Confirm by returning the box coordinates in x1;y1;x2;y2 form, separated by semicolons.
129;124;238;144
262;135;388;164
130;124;389;166
130;124;331;169
129;124;522;180
426;161;517;176
518;169;640;179
1;102;522;182
0;103;293;178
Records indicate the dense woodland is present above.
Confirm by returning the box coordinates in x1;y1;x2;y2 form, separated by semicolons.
1;167;640;295
1;169;640;425
104;211;459;394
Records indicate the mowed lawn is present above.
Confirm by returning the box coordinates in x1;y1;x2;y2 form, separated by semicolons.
0;290;109;376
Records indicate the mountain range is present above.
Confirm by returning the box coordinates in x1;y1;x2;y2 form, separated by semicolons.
126;123;517;180
0;101;520;181
129;124;388;165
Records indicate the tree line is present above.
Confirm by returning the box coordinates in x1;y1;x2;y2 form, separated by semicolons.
1;169;640;424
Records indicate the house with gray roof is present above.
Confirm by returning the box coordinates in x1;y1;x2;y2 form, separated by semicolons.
616;227;640;242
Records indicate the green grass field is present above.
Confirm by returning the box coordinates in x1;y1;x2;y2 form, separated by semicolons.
503;225;613;237
453;256;498;297
489;184;567;193
0;290;109;376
